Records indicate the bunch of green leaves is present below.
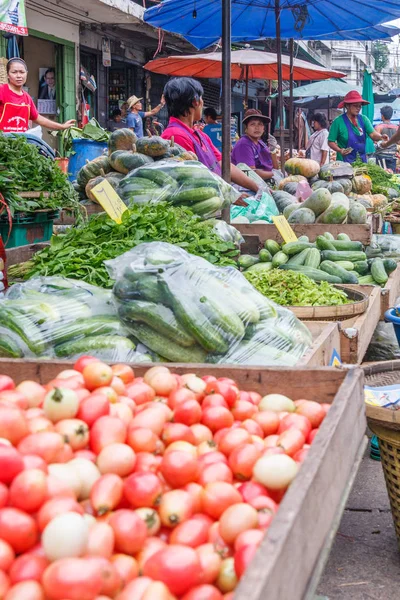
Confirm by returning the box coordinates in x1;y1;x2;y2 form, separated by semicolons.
55;119;109;157
244;269;350;307
12;203;238;287
353;156;400;195
0;134;82;218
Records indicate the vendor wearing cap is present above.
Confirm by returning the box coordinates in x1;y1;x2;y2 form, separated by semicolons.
126;94;165;139
328;90;387;163
231;109;278;181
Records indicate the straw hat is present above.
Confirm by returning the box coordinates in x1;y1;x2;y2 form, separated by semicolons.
242;108;271;125
127;95;143;109
338;90;369;109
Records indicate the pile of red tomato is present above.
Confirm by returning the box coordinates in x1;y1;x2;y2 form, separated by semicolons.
0;358;329;600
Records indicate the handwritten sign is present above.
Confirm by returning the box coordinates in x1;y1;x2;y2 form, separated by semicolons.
272;216;298;244
90;180;128;224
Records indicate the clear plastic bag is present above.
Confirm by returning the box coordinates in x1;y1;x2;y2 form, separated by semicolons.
0;277;150;362
231;190;279;224
206;219;244;246
106;242;312;365
372;235;400;260
116;160;240;219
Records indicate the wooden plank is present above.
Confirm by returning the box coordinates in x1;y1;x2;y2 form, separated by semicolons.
234;368;366;600
235;223;372;245
299;322;341;367
339;285;381;364
380;264;400;320
6;243;49;267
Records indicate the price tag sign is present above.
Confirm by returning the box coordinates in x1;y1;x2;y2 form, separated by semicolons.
90;180;128;224
329;349;342;367
272;216;298;243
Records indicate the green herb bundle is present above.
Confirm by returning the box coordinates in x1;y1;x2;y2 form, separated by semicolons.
353;156;400;196
10;203;238;287
244;269;349;306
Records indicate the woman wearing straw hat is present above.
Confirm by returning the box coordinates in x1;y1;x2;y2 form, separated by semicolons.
328;90;387;163
126;94;165;138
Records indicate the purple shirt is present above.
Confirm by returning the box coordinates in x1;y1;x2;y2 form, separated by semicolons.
231;136;273;171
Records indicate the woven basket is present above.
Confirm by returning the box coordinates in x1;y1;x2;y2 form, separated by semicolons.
364;360;400;548
0;58;7;85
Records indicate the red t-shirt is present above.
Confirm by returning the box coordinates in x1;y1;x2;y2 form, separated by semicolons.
162;117;222;161
0;84;39;132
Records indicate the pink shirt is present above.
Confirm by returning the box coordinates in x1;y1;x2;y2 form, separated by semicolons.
162;117;222;161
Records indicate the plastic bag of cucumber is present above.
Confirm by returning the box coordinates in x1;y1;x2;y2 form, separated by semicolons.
106;242;312;366
238;232;397;287
0;277;152;362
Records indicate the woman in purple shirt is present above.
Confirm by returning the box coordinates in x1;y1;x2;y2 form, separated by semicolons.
231;109;279;181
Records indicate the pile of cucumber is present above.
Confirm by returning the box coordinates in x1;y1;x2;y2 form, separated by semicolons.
238;232;397;286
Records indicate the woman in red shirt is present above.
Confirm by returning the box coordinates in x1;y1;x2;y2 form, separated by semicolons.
0;58;75;133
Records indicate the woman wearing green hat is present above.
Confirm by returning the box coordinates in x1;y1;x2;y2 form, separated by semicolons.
126;95;165;138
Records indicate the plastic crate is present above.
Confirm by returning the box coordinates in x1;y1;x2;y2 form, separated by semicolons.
0;211;58;249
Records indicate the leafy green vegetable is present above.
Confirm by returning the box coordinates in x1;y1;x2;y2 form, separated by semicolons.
54;118;109;157
244;268;350;306
353;156;400;196
9;203;238;287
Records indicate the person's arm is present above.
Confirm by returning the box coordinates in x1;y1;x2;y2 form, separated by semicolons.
328;140;352;156
380;126;400;149
254;168;273;180
270;151;279;170
34;114;75;131
320;150;328;167
229;163;259;193
144;96;165;118
364;116;387;142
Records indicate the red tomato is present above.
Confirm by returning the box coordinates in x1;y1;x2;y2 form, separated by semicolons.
167;388;196;410
158;489;193;528
127;426;161;454
5;580;44;600
0;376;14;392
125;382;155;405
237;481;269;504
249;495;278;514
108;510;148;555
134;452;162;474
82;362;113;391
240;419;264;437
234;528;263;553
0;570;9;597
202;394;228;410
0;540;14;572
90;416;127;454
278;413;312;438
296;400;326;428
17;432;63;464
16;380;46;409
0;482;7;510
201;482;242;520
207;523;232;559
111;553;139;586
183;482;203;514
42;557;103;600
0;390;28;410
52;442;74;464
277;428;306;457
136;537;166;572
201;407;234;433
143;544;201;596
97;443;136;477
197;543;222;584
111;364;135;385
0;405;29;446
160;450;199;488
198;451;227;468
264;434;279;449
198;462;233;485
44;474;75;501
146;371;178;397
205;381;238;408
54;419;89;451
77;395;110;428
27;416;54;434
9;553;48;584
109;376;126;397
231;400;257;422
74;449;96;462
191;424;213;445
162;422;196;446
294;447;309;463
9;469;47;513
86;522;115;559
73;356;99;372
218;429;251;456
0;446;24;484
307;429;319;444
228;444;261;481
22;456;47;476
124;472;163;508
215;557;237;593
91;474;124;516
234;543;258;579
253;411;279;436
37;497;83;531
219;504;259;545
130;406;168;437
85;556;122;597
116;576;172;600
169;517;210;548
173;399;202;426
181;584;223;600
0;508;38;553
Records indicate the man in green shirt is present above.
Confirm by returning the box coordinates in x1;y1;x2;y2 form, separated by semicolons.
328;90;386;163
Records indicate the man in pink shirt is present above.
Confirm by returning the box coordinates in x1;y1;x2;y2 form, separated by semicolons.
161;77;259;193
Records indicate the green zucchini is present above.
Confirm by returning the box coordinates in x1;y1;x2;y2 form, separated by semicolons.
281;241;315;256
334;261;354;271
0;308;45;354
238;255;259;270
319;261;358;284
264;240;281;256
353;261;369;276
320;250;367;263
259;249;272;263
316;235;336;251
337;233;351;241
371;258;388;285
287;248;311;266
0;332;24;358
131;323;208;363
272;251;289;267
304;248;321;269
331;240;363;252
55;335;136;358
323;232;335;241
279;264;341;283
245;262;273;274
50;316;126;346
358;274;375;285
383;259;397;275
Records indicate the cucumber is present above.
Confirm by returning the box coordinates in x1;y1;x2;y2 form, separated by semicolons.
246;262;273;274
281;242;315;256
128;323;208;363
272;251;289;267
383;259;397;275
334;261;354;271
319;261;358;284
55;335;136;358
353;261;369;276
304;248;321;269
133;167;178;189
371;257;388;285
316;235;336;251
191;196;223;217
199;296;246;340
320;250;367;263
0;308;46;354
0;332;24;358
323;232;335;240
179;177;220;190
259;249;272;263
238;255;259;270
358;275;375;285
172;187;217;205
331;240;363;252
50;316;126;346
264;240;281;256
287;248;311;266
279;264;342;283
297;235;309;243
337;233;351;241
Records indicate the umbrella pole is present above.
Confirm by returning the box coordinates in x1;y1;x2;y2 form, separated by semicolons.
289;38;294;158
275;0;285;175
245;65;249;109
221;0;231;222
268;80;272;136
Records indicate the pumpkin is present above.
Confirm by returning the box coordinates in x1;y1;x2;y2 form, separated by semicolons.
326;181;344;194
283;182;300;195
85;176;105;203
108;128;137;154
77;156;111;187
311;180;329;191
110;151;154;174
105;172;125;189
271;190;298;212
136;136;170;157
278;175;306;190
285;157;320;179
370;194;388;209
352;175;372;195
335;178;352;195
319;162;354;180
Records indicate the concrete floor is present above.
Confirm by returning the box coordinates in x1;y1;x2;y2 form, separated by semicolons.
318;451;400;599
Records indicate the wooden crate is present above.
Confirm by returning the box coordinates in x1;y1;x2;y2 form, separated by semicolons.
6;243;49;267
381;264;400;320
0;361;366;599
300;321;341;367
235;223;372;245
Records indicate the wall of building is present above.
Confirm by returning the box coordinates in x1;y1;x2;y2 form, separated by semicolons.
26;4;79;44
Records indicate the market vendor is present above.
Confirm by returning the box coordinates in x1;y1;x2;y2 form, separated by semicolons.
0;58;75;133
231;109;278;181
328;90;387;163
126;95;165;139
161;77;260;194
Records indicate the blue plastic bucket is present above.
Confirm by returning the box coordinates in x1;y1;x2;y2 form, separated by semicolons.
385;308;400;346
68;139;108;181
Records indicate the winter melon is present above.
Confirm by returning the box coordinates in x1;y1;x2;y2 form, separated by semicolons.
287;208;316;224
283;203;301;219
331;192;350;211
316;204;348;224
301;188;332;217
347;202;367;224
